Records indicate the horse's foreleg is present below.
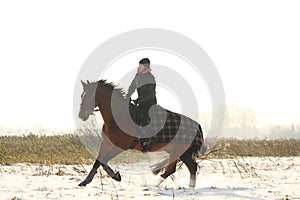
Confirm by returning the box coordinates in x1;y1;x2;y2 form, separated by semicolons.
78;159;101;186
101;163;121;181
97;142;122;182
78;152;121;187
79;139;122;186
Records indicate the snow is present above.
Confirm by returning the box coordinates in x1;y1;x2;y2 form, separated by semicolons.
1;157;300;200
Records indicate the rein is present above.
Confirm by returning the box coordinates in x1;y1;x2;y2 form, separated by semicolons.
93;105;111;112
93;105;139;150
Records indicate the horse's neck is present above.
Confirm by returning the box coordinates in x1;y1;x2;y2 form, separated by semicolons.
97;87;128;126
100;99;129;128
98;100;123;125
100;109;114;124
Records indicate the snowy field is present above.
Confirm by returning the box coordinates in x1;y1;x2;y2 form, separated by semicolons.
1;157;299;200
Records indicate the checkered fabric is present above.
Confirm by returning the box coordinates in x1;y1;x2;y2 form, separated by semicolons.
137;105;203;146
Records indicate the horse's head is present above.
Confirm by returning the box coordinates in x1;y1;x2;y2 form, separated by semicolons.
78;80;99;121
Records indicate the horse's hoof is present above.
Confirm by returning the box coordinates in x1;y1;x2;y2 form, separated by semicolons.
155;176;165;186
78;181;87;187
112;171;121;182
189;178;196;188
152;169;161;175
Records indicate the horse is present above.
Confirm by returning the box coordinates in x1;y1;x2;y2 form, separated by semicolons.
78;80;205;188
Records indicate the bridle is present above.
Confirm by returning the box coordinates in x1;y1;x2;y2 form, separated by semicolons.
93;107;100;112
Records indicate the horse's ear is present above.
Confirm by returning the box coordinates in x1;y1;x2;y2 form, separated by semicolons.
81;80;86;87
87;80;90;84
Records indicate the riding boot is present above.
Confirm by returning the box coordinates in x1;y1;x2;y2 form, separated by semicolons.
140;138;152;153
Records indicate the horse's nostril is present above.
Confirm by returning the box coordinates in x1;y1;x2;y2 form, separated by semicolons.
78;112;85;120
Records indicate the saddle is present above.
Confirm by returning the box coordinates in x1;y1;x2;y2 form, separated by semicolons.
129;100;154;152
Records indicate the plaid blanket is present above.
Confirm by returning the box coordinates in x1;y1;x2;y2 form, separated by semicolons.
136;105;203;146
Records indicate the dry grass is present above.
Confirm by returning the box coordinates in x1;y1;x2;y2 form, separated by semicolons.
0;135;300;165
0;134;93;165
212;138;300;158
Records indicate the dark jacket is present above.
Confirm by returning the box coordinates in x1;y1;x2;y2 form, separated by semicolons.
127;72;157;105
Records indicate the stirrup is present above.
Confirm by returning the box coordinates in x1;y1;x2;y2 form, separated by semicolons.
141;140;152;153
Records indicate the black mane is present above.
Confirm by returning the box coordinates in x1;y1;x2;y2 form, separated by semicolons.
96;79;126;99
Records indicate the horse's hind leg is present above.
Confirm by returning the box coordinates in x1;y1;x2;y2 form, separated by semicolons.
151;157;168;175
180;152;197;188
156;144;191;185
155;160;177;186
157;146;183;185
160;160;177;179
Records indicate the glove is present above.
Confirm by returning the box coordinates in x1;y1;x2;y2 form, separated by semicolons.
133;98;140;105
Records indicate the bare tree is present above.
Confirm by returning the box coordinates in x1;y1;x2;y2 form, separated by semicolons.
223;106;259;138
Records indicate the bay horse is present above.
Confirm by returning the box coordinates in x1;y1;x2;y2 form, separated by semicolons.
78;80;204;188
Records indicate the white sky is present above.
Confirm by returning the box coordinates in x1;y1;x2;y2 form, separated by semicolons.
0;0;300;131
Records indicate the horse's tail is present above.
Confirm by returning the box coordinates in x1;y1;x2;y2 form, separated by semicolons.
191;124;208;159
194;124;223;159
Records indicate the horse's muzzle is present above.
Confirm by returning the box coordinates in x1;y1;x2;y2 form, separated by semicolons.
78;112;89;121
